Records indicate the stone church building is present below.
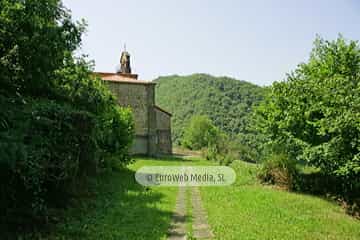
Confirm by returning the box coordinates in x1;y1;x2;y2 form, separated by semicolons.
95;50;172;155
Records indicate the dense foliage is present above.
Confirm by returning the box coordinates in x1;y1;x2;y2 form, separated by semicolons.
182;115;240;165
154;74;266;145
0;0;84;96
258;36;360;196
182;115;219;150
0;0;134;224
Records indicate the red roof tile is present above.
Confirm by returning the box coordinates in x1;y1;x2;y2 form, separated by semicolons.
94;72;155;85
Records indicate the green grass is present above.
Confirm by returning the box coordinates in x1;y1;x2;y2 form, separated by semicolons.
186;187;194;239
40;157;186;240
15;156;360;239
200;160;360;240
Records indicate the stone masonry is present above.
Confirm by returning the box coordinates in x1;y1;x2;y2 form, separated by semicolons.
95;50;172;155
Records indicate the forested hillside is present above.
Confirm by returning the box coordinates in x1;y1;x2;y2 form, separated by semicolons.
154;74;266;143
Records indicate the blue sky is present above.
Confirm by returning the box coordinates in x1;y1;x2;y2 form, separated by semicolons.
63;0;360;86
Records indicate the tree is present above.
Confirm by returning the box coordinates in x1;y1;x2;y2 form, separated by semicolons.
182;115;219;150
258;35;360;193
0;0;134;221
0;0;86;97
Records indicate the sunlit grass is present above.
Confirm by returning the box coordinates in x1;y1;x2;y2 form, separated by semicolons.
18;156;360;239
200;160;360;240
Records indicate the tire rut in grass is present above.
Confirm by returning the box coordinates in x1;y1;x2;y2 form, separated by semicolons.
168;187;187;240
167;184;213;239
191;187;214;239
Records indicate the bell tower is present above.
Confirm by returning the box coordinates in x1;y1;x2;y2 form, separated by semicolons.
117;45;138;79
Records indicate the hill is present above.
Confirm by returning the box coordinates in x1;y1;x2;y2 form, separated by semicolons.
154;74;266;144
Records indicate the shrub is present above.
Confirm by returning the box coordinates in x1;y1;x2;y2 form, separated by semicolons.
54;54;135;168
258;153;299;190
0;98;96;220
0;0;135;227
97;106;134;169
0;97;134;226
235;142;258;163
201;132;238;165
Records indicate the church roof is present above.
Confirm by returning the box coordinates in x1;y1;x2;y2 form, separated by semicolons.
94;72;155;85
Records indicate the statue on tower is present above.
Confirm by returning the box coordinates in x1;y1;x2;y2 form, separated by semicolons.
119;45;132;74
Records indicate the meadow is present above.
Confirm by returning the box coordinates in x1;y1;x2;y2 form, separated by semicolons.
25;156;360;240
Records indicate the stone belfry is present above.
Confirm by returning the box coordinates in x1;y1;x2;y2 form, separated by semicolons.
119;45;131;74
117;45;138;79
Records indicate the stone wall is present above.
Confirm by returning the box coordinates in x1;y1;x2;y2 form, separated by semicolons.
106;82;150;135
146;86;157;156
105;81;157;155
155;108;172;154
104;79;172;156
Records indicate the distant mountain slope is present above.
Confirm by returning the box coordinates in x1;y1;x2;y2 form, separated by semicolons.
154;74;266;143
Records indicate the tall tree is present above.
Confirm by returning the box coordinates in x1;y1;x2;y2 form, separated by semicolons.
0;0;85;96
259;35;360;191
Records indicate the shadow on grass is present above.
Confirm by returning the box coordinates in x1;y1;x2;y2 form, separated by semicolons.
4;167;176;240
294;171;360;217
295;172;358;198
133;154;197;163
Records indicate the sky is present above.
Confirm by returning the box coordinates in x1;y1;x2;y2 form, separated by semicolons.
62;0;360;86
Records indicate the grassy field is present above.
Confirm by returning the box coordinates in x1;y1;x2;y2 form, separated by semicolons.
42;157;184;240
200;160;360;240
16;156;360;239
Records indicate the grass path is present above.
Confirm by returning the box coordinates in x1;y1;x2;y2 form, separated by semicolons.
167;187;187;240
167;186;214;240
191;187;214;239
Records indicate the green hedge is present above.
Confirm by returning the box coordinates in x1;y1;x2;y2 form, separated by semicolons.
0;98;95;219
0;0;135;227
0;95;134;223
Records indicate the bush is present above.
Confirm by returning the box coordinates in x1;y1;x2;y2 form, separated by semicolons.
0;98;96;220
0;0;135;226
97;106;134;169
54;54;135;168
0;99;134;227
201;132;238;165
258;153;299;190
182;115;238;165
237;144;258;163
0;94;134;222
